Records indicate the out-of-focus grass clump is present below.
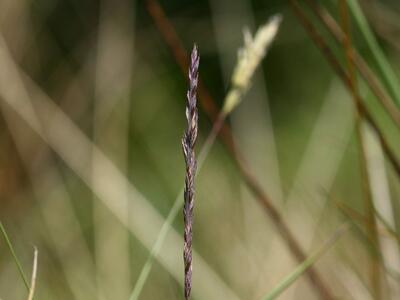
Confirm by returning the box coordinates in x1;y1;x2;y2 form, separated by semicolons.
0;0;400;299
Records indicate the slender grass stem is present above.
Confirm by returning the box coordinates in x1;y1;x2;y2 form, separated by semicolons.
0;221;30;291
27;247;38;300
261;223;349;300
144;1;335;298
347;0;400;108
305;0;400;128
339;1;383;298
289;0;400;185
129;102;226;299
129;114;222;300
337;200;400;244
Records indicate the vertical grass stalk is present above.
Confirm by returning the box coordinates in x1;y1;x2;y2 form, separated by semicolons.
182;44;199;300
305;0;400;128
261;223;349;300
339;1;383;298
145;2;336;297
129;18;282;300
27;247;38;300
289;0;400;190
0;221;30;292
347;0;400;108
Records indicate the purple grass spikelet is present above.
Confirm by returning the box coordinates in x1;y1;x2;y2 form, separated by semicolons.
182;44;199;300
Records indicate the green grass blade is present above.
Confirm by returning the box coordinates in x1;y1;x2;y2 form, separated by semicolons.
348;0;400;108
261;224;349;300
0;221;30;291
128;191;183;300
129;122;219;300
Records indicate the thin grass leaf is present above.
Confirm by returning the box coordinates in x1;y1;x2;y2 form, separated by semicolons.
27;247;38;300
339;1;383;297
305;0;400;128
375;209;400;243
147;2;335;297
0;221;30;291
129;117;224;300
337;200;400;243
261;224;349;300
290;0;400;180
93;1;134;298
0;33;241;300
128;195;182;300
347;0;400;108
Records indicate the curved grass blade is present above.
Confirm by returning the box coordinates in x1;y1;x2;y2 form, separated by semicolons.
261;224;349;300
0;221;30;291
129;120;219;300
0;32;240;300
347;0;400;108
27;247;38;300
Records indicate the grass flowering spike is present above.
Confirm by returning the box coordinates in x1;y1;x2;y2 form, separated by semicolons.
182;44;199;300
223;15;282;115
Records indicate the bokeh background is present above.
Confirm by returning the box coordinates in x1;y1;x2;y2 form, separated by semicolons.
1;0;400;299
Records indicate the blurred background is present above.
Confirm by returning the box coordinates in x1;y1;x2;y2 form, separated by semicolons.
1;0;400;299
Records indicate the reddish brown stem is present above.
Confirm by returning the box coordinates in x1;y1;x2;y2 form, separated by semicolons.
145;0;335;299
288;0;400;180
304;0;400;128
339;1;382;298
